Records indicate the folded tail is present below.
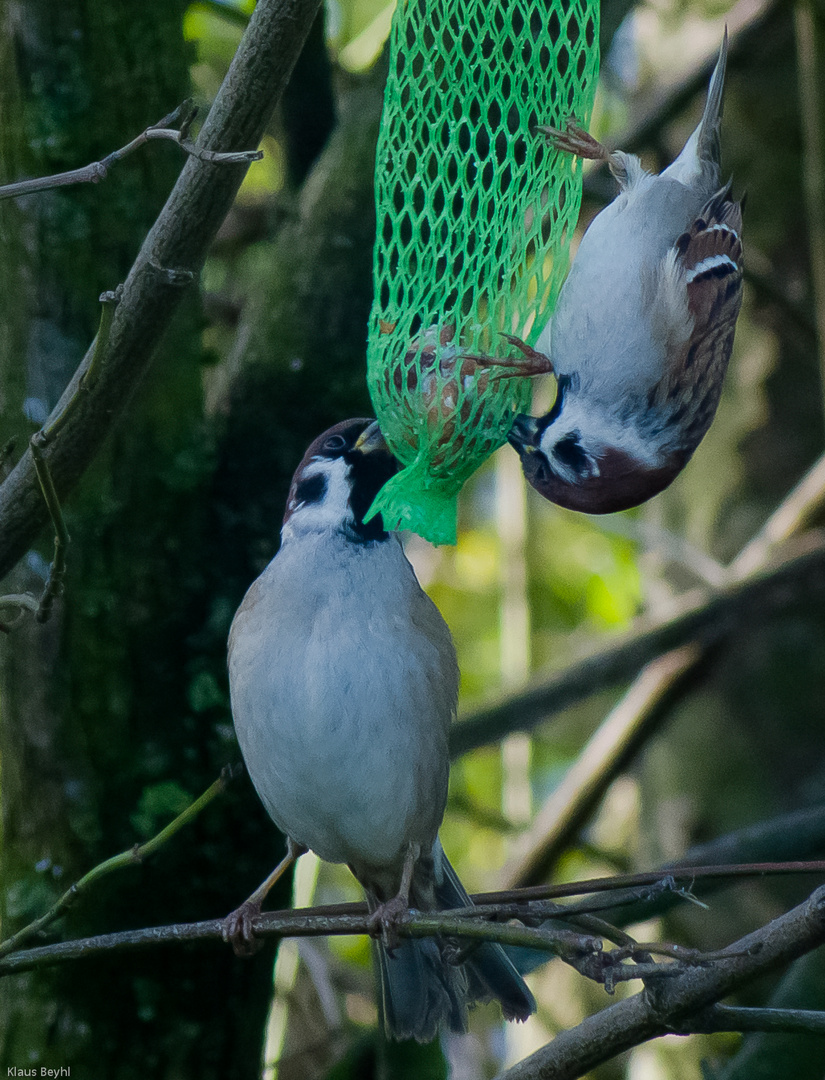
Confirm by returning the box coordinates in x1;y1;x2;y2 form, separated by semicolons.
664;30;727;189
369;842;536;1042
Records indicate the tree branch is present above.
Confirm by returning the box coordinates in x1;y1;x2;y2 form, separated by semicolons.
0;770;233;959
0;909;603;979
497;446;825;884
498;885;825;1080
0;0;323;584
0;101;262;202
450;530;825;757
502;644;702;887
3;862;825;979
673;1003;825;1036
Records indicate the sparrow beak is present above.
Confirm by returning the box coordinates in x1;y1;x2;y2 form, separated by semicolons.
507;414;540;454
354;420;388;454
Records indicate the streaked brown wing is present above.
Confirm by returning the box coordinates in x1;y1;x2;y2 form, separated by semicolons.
658;184;744;450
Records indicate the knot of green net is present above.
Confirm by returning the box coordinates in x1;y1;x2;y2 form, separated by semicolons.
365;0;599;544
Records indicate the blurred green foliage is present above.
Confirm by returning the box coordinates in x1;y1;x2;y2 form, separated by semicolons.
130;781;194;838
1;0;824;1078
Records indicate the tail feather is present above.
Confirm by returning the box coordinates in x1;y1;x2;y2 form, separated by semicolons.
664;30;728;189
373;928;468;1042
435;850;537;1024
368;843;536;1041
697;28;728;164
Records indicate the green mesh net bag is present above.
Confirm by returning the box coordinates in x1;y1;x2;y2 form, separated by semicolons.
364;0;600;545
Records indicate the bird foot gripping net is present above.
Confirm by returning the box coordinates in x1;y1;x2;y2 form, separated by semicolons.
365;0;600;544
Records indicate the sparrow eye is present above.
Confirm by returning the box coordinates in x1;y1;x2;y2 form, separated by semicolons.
323;434;347;452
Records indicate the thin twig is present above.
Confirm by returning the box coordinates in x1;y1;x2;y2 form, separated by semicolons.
0;101;263;203
80;288;123;391
498;885;825;1080
460;875;682;924
42;286;124;443
2;860;825;977
473;861;825;914
0;435;71;630
299;860;825;917
0;769;234;959
29;434;69;623
0;0;323;585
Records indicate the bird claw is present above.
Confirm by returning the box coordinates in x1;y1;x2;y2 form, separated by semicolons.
499;334;554;375
368;894;411;954
538;117;610;163
222;899;264;957
460;333;553;378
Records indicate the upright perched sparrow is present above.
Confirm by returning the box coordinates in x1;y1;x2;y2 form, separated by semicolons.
224;419;535;1041
488;35;743;513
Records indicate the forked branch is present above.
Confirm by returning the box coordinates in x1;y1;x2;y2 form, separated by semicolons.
0;101;262;203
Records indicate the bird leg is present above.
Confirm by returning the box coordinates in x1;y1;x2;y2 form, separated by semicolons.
222;837;307;957
460;333;554;378
538;117;611;163
538;119;633;188
367;841;421;953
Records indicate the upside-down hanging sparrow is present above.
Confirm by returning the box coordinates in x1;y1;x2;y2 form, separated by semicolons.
480;34;743;513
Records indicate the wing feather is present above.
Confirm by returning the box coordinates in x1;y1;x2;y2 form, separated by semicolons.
653;184;744;451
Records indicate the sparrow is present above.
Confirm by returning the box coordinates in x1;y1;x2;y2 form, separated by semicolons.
223;418;535;1041
480;33;743;513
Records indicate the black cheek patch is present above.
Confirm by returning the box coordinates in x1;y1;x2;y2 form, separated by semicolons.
553;432;589;473
293;473;327;506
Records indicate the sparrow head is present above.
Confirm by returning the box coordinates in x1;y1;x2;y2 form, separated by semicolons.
508;412;684;514
283;419;398;543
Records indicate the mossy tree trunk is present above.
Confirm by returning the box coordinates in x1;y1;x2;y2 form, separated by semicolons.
0;1;385;1074
0;2;278;1075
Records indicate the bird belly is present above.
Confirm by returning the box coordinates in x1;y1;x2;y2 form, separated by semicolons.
550;177;708;390
248;700;437;870
228;541;453;878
